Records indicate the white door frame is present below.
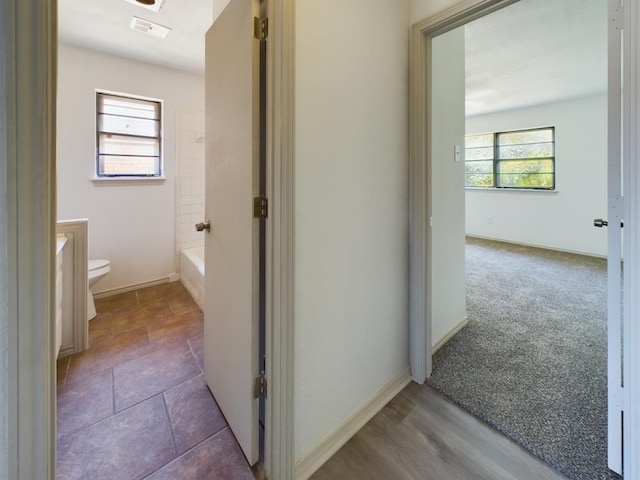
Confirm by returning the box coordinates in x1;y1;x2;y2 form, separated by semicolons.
607;0;623;473
409;0;518;384
623;2;640;476
409;0;640;476
264;0;295;478
2;1;296;479
1;0;58;478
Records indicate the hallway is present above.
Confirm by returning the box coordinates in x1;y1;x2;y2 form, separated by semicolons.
312;382;567;480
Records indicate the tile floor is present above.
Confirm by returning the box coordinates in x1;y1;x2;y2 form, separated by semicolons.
56;282;257;480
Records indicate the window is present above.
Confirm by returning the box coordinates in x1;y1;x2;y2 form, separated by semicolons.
465;127;555;190
96;92;162;177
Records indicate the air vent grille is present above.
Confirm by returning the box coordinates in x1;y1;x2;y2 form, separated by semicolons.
129;16;171;39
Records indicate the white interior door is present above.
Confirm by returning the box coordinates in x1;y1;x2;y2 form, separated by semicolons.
606;0;623;474
204;0;260;465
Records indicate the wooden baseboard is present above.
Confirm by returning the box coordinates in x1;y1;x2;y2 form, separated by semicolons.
294;367;412;480
92;275;178;299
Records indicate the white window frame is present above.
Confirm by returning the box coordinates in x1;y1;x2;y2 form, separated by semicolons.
465;126;556;190
94;90;165;183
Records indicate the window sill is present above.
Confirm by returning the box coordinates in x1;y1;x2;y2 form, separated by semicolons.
465;187;559;194
92;177;166;186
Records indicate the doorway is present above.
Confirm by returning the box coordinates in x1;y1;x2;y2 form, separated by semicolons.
409;0;627;478
440;7;612;476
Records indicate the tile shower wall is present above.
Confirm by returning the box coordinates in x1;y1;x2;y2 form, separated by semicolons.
175;109;206;270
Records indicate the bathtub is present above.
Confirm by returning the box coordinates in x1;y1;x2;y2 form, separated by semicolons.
180;246;204;310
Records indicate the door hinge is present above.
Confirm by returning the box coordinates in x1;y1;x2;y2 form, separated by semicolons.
254;372;268;398
254;17;268;41
253;196;268;219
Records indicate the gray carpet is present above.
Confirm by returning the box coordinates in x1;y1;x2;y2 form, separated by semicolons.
427;237;621;480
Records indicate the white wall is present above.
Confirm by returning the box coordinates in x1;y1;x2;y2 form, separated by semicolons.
212;0;232;21
466;94;607;256
294;0;409;462
57;44;205;293
431;28;467;347
410;0;460;24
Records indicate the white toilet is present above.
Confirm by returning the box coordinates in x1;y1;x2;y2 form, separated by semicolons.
88;259;111;320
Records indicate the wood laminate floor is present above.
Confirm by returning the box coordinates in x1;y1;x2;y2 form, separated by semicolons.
311;382;567;480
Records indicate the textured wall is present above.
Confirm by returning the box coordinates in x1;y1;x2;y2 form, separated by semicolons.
57;44;204;293
466;94;607;256
431;28;467;347
294;0;410;462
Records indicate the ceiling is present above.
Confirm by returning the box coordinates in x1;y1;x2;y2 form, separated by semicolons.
465;0;607;116
57;0;220;74
58;0;608;114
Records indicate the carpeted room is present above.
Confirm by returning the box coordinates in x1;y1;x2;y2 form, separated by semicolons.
425;2;618;478
428;237;616;480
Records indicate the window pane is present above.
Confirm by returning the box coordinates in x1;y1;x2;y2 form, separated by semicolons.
98;155;160;176
98;114;159;138
498;142;553;159
465;160;493;174
497;173;554;188
498;128;553;146
464;127;555;189
98;94;160;120
99;134;159;156
96;92;162;178
465;133;493;148
466;173;494;187
465;146;494;161
465;161;494;187
497;159;554;188
498;159;554;174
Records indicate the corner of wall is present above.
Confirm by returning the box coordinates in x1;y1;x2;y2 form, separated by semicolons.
294;368;412;480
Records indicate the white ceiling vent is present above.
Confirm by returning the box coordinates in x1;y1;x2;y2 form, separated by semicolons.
129;16;171;39
123;0;165;13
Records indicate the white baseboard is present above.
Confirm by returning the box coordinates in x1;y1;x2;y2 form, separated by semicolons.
57;344;76;359
432;316;468;354
294;367;412;480
465;234;606;259
92;274;178;299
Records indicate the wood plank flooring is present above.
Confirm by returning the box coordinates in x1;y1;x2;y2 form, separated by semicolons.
311;382;567;480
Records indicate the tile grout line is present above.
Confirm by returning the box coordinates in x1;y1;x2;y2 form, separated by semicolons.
187;338;203;374
110;348;202;414
57;367;121;441
161;392;180;457
59;283;231;479
144;426;233;480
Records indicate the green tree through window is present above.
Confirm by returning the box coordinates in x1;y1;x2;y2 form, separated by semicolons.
465;127;555;190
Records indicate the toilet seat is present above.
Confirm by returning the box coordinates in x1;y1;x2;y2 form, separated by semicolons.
89;259;110;272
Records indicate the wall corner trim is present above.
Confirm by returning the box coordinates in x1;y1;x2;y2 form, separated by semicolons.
293;367;412;480
56;219;89;356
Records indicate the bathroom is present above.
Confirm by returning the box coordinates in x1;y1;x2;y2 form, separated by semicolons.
56;42;206;335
